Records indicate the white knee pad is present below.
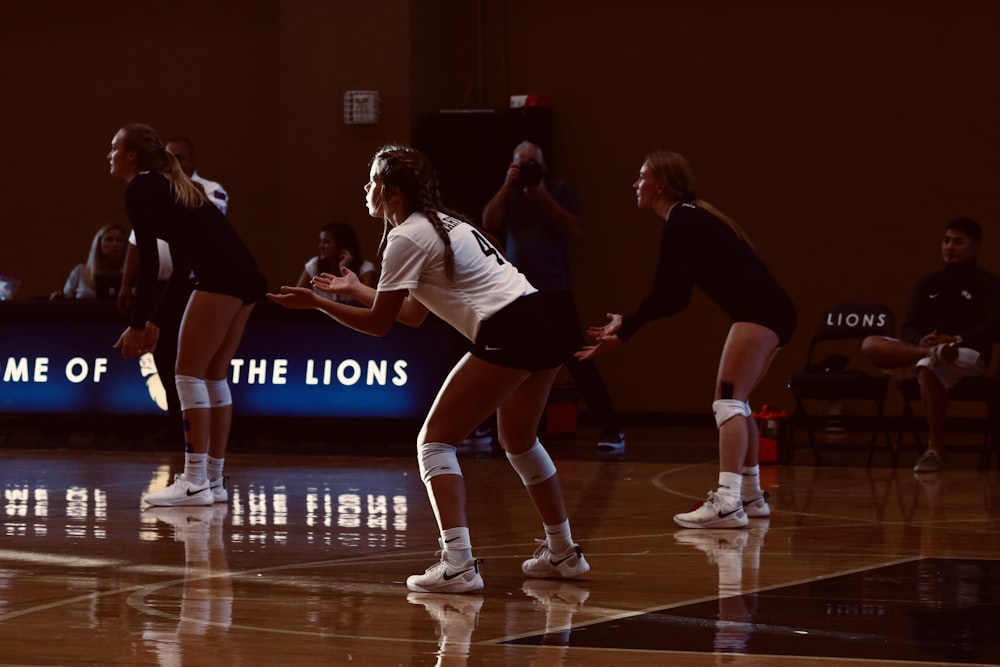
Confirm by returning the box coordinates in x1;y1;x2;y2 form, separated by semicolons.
713;399;751;428
417;442;462;483
506;439;557;486
175;374;210;411
205;379;232;407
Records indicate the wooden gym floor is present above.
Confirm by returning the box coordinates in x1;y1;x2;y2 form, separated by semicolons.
1;425;998;666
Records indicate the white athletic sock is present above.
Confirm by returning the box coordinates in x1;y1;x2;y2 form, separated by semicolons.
184;453;208;485
441;527;473;565
741;465;762;501
717;472;742;504
207;456;225;482
544;519;573;554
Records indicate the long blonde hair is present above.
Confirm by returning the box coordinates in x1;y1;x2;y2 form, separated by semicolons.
77;223;127;289
644;150;753;248
119;123;209;209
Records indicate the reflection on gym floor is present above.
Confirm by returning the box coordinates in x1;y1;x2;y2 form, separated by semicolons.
1;432;998;666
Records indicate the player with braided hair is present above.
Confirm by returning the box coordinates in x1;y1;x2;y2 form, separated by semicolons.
269;144;590;593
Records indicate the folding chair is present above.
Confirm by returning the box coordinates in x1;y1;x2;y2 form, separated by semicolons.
786;302;896;465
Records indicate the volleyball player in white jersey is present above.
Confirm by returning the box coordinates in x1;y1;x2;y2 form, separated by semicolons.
267;145;589;593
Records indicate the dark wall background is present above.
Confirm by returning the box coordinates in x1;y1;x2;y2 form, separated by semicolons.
3;0;998;417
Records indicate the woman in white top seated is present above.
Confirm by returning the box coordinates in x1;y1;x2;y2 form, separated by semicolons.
51;223;127;300
296;221;377;304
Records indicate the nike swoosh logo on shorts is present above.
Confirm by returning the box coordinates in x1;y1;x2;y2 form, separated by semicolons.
484;345;503;351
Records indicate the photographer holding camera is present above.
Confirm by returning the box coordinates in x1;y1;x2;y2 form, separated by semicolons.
483;140;626;453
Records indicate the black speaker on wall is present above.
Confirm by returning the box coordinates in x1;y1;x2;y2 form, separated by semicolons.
413;107;553;225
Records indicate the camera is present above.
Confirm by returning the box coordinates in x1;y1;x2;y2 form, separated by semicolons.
516;159;544;188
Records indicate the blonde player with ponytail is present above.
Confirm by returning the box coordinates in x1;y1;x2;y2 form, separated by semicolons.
579;150;796;529
109;123;265;507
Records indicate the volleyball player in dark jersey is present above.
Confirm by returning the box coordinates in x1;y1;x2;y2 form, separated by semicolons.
578;150;796;529
108;123;265;507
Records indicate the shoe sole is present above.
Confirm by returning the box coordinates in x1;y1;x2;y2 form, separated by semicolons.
406;577;484;594
743;502;771;518
521;565;590;579
522;560;590;579
673;514;748;529
143;493;213;507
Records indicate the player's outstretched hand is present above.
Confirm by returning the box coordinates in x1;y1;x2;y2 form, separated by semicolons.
312;268;358;297
575;335;622;362
585;313;623;339
267;286;319;310
577;313;624;361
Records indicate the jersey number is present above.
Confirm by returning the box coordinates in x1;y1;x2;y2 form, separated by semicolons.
470;228;505;266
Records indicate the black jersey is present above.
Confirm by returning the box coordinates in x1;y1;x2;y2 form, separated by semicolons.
902;262;1000;360
125;171;264;329
619;203;795;345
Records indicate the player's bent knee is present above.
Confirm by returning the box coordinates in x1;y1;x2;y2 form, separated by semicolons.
417;442;462;483
175;374;210;411
506;439;557;486
205;379;232;407
713;398;751;428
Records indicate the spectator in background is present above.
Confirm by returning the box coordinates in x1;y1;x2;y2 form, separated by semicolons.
163;136;229;214
861;217;1000;472
119;135;230;445
482;140;626;453
296;222;377;303
51;223;127;299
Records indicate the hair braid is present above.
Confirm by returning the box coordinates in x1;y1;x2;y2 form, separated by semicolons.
373;144;467;280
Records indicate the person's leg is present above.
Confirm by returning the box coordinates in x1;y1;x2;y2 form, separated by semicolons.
715;323;781;474
197;300;255;501
915;367;947;471
419;353;528;530
498;367;590;579
497;367;565;524
861;336;929;368
407;353;528;593
175;292;246;454
142;291;246;507
675;322;779;529
201;302;254;458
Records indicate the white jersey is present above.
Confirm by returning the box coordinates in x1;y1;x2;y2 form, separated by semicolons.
378;211;535;341
127;229;173;281
192;172;228;215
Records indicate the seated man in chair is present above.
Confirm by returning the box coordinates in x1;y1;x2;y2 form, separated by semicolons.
861;218;1000;472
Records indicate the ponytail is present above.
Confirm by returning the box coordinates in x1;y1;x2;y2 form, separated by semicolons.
647;150;754;248
119;123;210;210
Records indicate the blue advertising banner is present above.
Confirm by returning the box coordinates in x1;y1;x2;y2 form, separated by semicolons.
0;302;455;419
